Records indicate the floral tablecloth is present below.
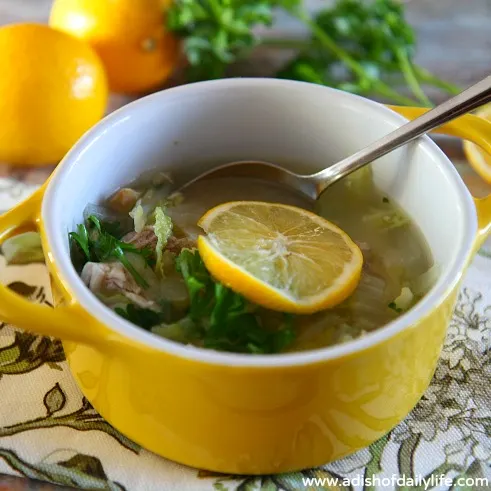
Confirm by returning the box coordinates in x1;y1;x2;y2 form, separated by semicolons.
0;154;490;491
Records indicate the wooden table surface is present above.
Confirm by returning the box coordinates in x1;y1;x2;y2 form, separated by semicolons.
0;0;489;489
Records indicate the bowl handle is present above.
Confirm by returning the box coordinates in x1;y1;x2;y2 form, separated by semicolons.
0;184;106;346
388;105;491;250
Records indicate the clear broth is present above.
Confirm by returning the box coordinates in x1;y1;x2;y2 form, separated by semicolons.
164;170;433;352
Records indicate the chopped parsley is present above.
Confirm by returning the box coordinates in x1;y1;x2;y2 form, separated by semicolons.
175;249;296;354
70;219;297;354
115;304;165;330
388;301;403;313
69;215;153;288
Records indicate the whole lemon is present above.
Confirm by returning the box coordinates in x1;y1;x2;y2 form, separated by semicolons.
49;0;180;95
0;23;108;166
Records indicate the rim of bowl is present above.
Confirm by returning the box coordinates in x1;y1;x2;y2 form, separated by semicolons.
44;78;477;367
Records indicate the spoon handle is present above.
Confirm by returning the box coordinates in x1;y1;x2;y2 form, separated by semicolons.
313;75;491;195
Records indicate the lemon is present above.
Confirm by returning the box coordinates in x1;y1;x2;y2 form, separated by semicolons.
463;103;491;183
49;0;180;94
0;23;108;166
197;201;363;314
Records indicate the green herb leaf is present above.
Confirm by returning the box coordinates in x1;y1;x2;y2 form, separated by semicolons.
69;224;90;260
176;248;215;319
388;301;402;313
115;304;164;330
273;314;296;352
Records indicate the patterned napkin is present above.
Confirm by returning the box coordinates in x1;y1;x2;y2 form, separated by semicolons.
0;156;490;491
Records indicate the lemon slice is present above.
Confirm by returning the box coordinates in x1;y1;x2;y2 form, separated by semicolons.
197;201;363;314
463;103;491;182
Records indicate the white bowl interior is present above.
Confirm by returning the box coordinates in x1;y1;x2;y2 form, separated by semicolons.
43;79;477;365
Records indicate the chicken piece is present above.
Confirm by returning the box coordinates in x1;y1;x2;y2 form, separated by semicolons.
82;261;139;293
122;227;195;255
108;188;142;213
122;226;158;250
81;262;156;309
123;292;157;310
166;236;196;254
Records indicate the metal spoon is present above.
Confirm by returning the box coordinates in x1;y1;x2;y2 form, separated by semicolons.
180;75;491;201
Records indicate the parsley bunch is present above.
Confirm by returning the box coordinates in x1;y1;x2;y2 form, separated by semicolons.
278;0;460;106
167;0;460;105
167;0;299;81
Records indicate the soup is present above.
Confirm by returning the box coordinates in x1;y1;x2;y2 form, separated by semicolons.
68;167;436;354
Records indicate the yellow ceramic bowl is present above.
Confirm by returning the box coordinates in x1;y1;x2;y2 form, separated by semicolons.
463;103;491;183
1;79;491;475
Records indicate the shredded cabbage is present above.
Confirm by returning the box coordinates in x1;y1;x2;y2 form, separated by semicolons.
1;232;45;265
362;208;409;229
151;317;198;344
392;286;414;311
128;182;182;233
129;204;146;233
335;323;367;344
154;207;173;276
